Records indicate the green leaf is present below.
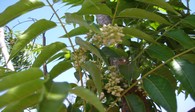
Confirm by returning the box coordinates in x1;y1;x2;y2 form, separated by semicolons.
39;82;70;112
181;54;195;64
10;19;56;59
70;87;105;112
62;26;89;38
0;79;44;108
49;61;73;80
153;66;177;89
143;75;177;112
62;0;83;7
75;37;105;63
123;27;157;44
182;15;195;28
165;29;195;49
119;64;132;81
119;62;140;81
146;44;174;61
65;13;100;33
170;59;195;99
137;0;179;15
101;47;128;58
53;0;60;3
125;94;146;112
82;61;102;94
0;68;43;92
77;0;112;16
2;93;41;112
118;8;170;24
0;0;45;26
101;47;120;58
32;42;66;67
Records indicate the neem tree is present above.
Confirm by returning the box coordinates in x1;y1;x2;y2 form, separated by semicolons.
0;0;195;112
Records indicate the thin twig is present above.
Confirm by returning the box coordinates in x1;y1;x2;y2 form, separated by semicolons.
12;19;35;29
112;0;120;25
186;0;190;15
42;32;48;75
46;0;84;86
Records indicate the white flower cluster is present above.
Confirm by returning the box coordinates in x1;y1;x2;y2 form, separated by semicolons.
86;24;124;47
72;48;87;69
104;66;124;97
100;24;124;46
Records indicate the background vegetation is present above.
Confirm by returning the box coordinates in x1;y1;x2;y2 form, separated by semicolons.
0;0;195;112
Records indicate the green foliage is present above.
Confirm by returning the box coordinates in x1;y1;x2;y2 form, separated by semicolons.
77;0;112;16
124;94;146;112
0;0;44;26
0;0;195;112
123;27;157;44
146;44;174;61
118;8;170;25
75;37;106;63
10;19;56;59
170;59;195;99
39;82;70;112
49;61;72;80
0;68;43;91
62;26;89;38
143;75;177;112
82;61;102;94
32;42;66;67
70;87;105;112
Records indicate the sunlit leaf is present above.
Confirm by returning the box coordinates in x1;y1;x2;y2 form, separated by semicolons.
39;82;70;112
165;29;195;49
0;79;44;108
123;27;157;44
143;75;177;112
77;0;112;16
2;93;41;112
62;26;89;38
170;59;195;99
137;0;179;15
82;61;102;94
70;87;105;112
146;44;174;61
10;19;56;59
0;0;45;26
32;42;66;67
49;61;72;80
125;94;146;112
118;8;170;24
0;68;43;92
